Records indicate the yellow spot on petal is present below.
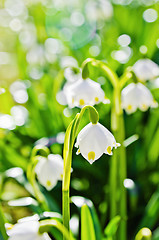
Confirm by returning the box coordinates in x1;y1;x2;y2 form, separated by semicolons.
6;224;13;230
127;105;132;111
107;146;112;155
88;151;95;161
61;174;63;179
78;149;80;153
95;97;99;102
46;180;52;187
152;100;158;108
141;104;148;111
79;99;85;106
72;97;74;104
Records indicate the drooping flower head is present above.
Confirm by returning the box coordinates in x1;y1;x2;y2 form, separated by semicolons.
64;78;110;108
133;59;159;82
75;122;120;164
35;154;64;191
121;82;158;114
7;216;51;240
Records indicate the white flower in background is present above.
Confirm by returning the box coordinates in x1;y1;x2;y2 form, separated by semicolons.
0;88;5;94
85;0;113;22
133;59;159;81
64;78;110;108
121;83;158;114
6;216;51;240
75;122;120;164
64;67;81;83
60;56;78;69
35;154;64;191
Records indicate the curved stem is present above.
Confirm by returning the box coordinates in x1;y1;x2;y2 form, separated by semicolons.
27;146;50;211
27;159;49;211
82;58;119;88
119;71;133;89
62;106;99;239
39;219;74;240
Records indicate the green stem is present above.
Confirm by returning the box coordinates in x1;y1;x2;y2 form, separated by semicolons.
39;219;73;240
27;146;50;211
82;58;118;88
111;85;127;240
62;106;99;239
62;190;70;234
0;204;8;240
28;162;49;211
119;71;133;89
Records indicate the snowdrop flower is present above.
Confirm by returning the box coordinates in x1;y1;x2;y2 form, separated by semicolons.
121;82;158;114
35;154;64;191
64;67;81;83
64;78;110;108
75;122;120;164
133;59;159;81
6;217;51;240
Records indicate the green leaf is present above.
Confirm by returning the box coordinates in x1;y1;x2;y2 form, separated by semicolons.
104;215;121;237
71;196;102;240
81;204;96;240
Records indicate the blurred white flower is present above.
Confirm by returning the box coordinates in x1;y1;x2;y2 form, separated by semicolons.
7;217;51;240
75;122;120;164
133;59;159;81
60;56;78;69
85;0;113;22
35;154;64;191
121;83;158;114
63;78;110;108
0;88;5;94
64;67;81;83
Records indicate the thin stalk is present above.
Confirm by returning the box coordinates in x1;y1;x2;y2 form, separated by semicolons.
0;204;8;240
62;106;99;239
111;85;127;240
62;190;70;239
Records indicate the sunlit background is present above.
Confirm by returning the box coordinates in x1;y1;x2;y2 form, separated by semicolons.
0;0;159;239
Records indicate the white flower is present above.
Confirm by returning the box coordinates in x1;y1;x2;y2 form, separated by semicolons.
64;67;81;83
35;154;64;191
121;82;158;114
64;78;110;108
7;217;51;240
133;58;159;81
0;88;5;94
75;122;120;164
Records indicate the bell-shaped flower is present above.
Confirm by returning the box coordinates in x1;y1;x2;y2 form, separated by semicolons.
7;216;51;240
121;82;158;114
64;78;110;108
133;58;159;82
35;154;64;191
75;122;120;164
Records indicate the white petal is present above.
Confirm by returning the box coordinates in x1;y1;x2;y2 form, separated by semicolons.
35;154;64;190
76;122;118;163
64;78;105;108
133;58;159;81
